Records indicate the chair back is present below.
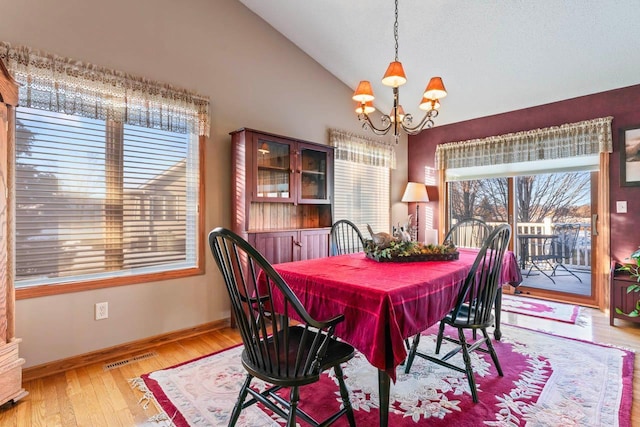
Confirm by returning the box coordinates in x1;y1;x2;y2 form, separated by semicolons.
208;227;345;381
443;218;490;249
330;219;365;255
552;223;580;262
450;224;512;327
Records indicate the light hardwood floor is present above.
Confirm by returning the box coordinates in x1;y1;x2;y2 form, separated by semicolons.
1;305;638;426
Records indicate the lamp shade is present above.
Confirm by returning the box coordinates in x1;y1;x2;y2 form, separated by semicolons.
355;101;376;115
423;77;447;100
418;96;441;111
352;81;375;102
381;61;407;87
401;182;429;202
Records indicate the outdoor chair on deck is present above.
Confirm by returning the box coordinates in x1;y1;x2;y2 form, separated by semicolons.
526;223;582;284
443;218;490;249
208;227;356;427
330;219;366;255
405;224;512;403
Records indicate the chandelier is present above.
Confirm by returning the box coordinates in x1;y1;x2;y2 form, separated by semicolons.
352;0;447;142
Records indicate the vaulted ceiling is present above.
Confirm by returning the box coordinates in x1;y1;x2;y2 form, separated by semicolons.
239;0;640;126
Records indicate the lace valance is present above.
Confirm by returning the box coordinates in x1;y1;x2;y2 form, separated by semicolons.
329;129;396;169
0;41;210;137
435;116;613;170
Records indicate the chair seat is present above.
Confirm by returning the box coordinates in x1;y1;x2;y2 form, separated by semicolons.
444;304;495;329
242;326;355;386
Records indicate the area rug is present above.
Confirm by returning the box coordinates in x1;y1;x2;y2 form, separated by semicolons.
501;294;581;323
131;324;633;426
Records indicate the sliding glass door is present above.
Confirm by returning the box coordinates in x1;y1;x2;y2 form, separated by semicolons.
448;171;595;301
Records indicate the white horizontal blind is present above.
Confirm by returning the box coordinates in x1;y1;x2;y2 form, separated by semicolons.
334;160;390;236
122;124;195;269
15;107;198;287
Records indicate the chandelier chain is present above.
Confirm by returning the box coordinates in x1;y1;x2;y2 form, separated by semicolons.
393;0;399;61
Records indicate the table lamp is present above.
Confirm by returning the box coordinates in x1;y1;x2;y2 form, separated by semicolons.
401;182;429;241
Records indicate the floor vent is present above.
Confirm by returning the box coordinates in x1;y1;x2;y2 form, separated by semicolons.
103;351;158;371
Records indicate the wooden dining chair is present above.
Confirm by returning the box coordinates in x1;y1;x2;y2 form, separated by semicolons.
405;224;512;403
209;227;356;427
443;217;490;249
330;219;366;255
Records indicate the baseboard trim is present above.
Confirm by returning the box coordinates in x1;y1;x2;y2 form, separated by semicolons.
23;319;230;382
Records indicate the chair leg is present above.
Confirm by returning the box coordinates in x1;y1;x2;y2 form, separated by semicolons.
526;261;556;284
435;321;446;354
287;386;300;427
334;364;356;427
481;328;503;376
552;263;583;282
229;374;253;426
404;333;421;374
457;328;479;403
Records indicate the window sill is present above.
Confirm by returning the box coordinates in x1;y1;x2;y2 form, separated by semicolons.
16;266;205;299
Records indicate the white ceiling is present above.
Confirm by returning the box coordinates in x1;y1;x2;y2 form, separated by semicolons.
238;0;640;126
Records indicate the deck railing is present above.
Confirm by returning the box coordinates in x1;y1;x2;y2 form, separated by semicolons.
484;220;591;270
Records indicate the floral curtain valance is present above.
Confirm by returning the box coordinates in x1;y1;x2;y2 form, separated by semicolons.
329;129;396;169
435;116;613;170
0;41;210;137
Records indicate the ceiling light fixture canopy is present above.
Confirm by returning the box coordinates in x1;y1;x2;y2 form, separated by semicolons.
352;0;447;143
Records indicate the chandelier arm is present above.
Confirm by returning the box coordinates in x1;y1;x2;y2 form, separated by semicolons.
358;113;393;135
401;110;438;135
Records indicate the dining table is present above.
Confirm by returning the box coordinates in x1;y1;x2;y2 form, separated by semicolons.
266;248;522;427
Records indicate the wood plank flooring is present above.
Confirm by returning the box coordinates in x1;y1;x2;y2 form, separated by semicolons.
1;305;638;426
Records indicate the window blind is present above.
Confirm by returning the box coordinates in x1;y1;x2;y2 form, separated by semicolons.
15;107;198;287
334;160;390;236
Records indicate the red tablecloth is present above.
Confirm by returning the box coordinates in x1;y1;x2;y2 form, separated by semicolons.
268;249;521;381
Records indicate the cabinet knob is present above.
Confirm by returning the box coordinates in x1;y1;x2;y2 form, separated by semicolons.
294;241;302;247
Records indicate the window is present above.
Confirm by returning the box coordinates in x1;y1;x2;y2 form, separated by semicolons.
330;129;395;234
15;108;200;289
1;41;209;295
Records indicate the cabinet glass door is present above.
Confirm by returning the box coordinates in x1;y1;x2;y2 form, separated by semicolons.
299;145;329;202
255;138;292;200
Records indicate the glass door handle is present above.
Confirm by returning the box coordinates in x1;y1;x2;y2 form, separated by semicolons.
592;214;598;236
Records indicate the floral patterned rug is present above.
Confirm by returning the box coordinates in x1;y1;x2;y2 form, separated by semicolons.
131;324;633;426
501;294;581;323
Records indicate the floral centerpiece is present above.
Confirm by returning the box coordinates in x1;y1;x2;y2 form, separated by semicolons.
364;239;459;262
616;247;640;317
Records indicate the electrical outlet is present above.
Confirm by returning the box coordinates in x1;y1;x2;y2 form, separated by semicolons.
95;302;108;320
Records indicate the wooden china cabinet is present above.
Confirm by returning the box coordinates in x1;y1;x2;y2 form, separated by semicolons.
230;128;334;264
0;60;28;405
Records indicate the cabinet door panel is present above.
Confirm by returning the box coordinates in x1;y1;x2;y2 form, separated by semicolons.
299;229;330;261
610;272;640;326
252;134;295;203
250;231;297;265
297;142;333;204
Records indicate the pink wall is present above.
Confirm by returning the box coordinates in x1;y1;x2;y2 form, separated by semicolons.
408;84;640;264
